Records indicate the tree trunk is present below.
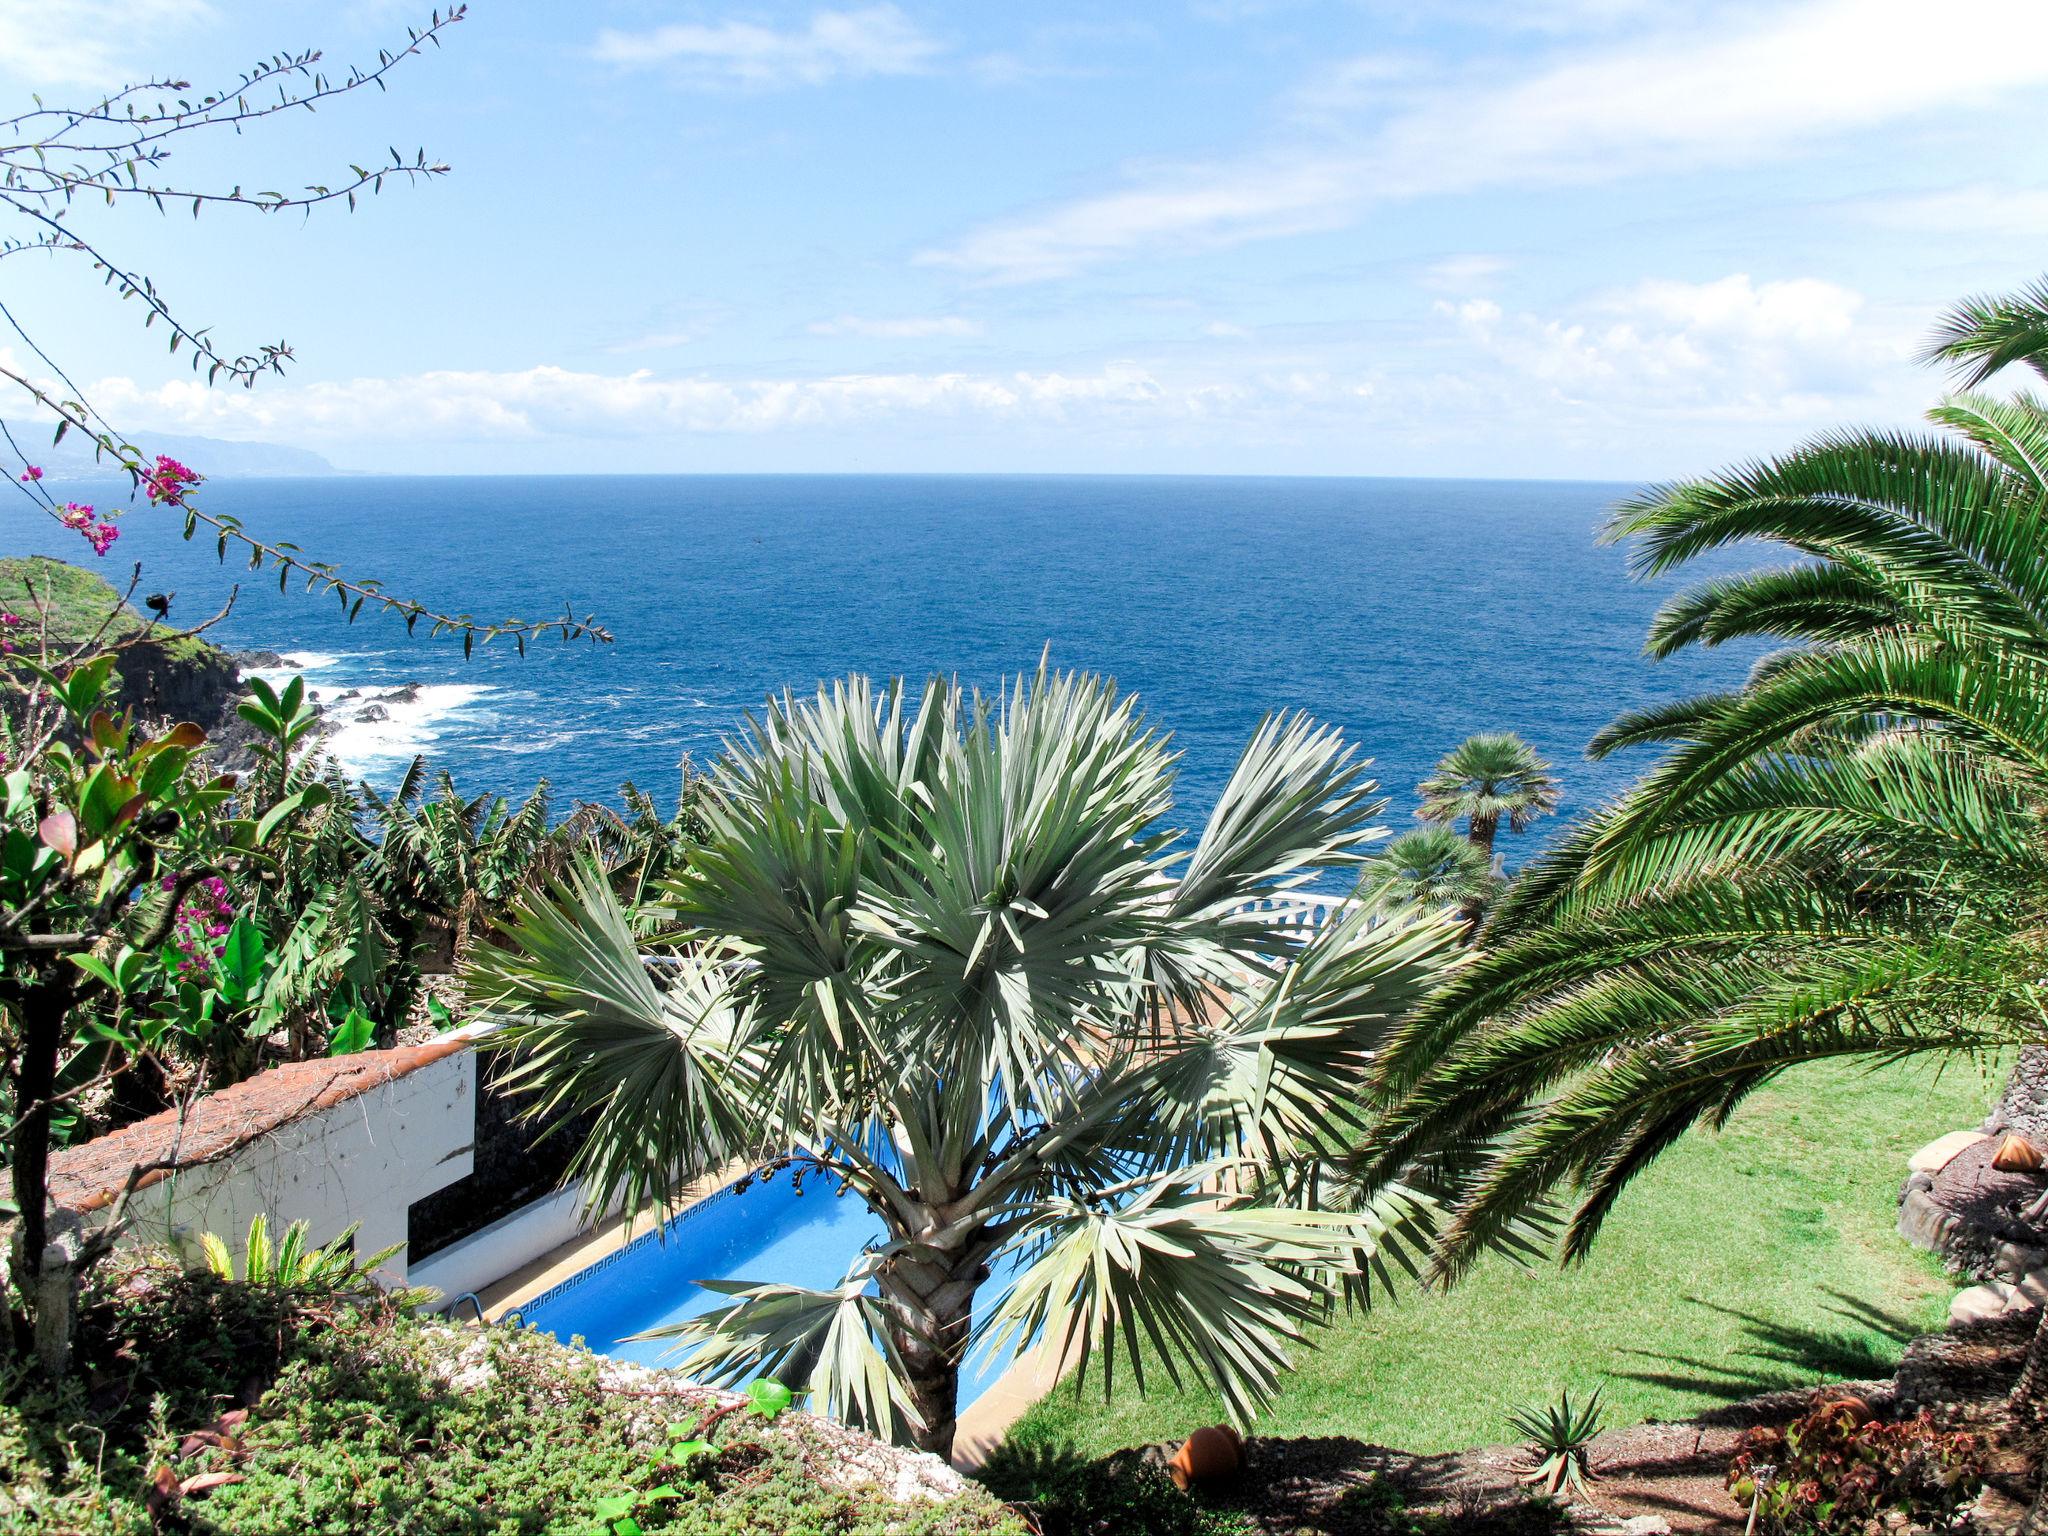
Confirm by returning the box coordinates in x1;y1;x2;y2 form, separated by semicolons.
891;1269;977;1462
1468;814;1498;856
6;972;77;1376
905;1345;963;1462
2016;1305;2048;1416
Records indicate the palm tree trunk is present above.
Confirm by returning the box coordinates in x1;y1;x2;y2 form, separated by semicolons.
1468;814;1498;856
891;1268;976;1461
2016;1305;2048;1414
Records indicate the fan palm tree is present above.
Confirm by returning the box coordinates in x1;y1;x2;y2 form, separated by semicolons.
1360;275;2048;1324
465;665;1468;1459
1416;734;1560;856
1355;826;1498;937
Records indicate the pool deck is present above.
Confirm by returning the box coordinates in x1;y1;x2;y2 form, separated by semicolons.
472;1163;1071;1469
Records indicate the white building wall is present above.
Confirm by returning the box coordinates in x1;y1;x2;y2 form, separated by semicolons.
114;1047;476;1285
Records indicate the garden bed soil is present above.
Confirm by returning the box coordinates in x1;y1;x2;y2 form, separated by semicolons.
1157;1313;2045;1536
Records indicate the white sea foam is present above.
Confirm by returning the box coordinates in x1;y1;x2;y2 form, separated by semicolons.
472;729;580;755
320;682;495;773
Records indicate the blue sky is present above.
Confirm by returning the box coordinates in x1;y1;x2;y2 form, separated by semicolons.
5;0;2047;477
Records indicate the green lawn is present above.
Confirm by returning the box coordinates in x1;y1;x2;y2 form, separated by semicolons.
1006;1055;2001;1457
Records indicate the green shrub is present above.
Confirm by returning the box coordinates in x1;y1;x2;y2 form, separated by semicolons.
0;1256;1023;1535
1727;1399;1986;1536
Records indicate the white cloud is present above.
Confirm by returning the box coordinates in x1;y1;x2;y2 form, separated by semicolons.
1199;320;1251;338
83;361;1221;443
1437;273;1906;420
923;0;2048;280
1851;184;2048;242
807;315;984;338
590;6;941;87
0;0;213;88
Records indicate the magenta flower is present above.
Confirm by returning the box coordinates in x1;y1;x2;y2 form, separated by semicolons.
143;454;202;506
19;466;40;483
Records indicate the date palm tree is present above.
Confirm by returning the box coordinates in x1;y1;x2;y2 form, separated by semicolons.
466;665;1467;1460
1359;276;2048;1316
1416;734;1560;856
1355;826;1498;938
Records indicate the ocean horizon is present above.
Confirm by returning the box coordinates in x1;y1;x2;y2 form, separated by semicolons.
10;472;1764;856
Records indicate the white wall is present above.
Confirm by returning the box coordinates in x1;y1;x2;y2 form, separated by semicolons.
116;1047;476;1285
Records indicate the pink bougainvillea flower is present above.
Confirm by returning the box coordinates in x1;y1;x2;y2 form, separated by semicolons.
19;466;41;482
143;454;203;506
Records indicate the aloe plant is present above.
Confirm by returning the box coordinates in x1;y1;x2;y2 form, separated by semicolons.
1508;1386;1604;1498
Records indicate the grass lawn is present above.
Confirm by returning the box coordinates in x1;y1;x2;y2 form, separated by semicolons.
1006;1054;2003;1457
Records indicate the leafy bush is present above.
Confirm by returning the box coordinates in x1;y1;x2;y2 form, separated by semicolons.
1727;1399;1987;1536
0;1254;1023;1535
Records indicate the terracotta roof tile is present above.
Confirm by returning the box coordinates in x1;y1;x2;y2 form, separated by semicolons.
50;1037;472;1214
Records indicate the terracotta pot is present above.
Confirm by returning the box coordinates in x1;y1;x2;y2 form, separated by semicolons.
1992;1134;2045;1173
1168;1425;1243;1490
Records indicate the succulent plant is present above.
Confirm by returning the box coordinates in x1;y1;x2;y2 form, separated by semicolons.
1508;1385;1605;1498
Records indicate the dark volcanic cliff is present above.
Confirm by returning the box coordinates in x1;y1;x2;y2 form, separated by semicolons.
0;557;261;767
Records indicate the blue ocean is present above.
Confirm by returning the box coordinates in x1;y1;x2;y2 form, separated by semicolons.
10;474;1761;850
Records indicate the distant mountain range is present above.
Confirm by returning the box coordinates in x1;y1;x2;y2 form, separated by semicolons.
27;432;338;481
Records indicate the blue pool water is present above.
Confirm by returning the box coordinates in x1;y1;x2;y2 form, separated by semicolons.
515;1174;1021;1408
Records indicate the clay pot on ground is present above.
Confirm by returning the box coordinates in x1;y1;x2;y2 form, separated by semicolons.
1168;1425;1243;1490
1993;1134;2045;1172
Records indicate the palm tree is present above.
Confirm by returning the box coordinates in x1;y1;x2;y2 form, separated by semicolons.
1359;275;2048;1319
1415;734;1560;856
1355;826;1498;937
466;665;1467;1459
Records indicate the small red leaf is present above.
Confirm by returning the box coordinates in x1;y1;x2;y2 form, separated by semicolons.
38;810;77;860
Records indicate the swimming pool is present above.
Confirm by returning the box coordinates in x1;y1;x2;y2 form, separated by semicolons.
514;1173;1019;1410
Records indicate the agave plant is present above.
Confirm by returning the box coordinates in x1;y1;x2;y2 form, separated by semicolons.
467;664;1474;1458
1508;1386;1604;1498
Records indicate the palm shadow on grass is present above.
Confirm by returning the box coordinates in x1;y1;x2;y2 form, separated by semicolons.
1612;1289;1920;1402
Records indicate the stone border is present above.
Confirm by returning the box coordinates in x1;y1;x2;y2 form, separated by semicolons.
1900;1129;2048;1327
